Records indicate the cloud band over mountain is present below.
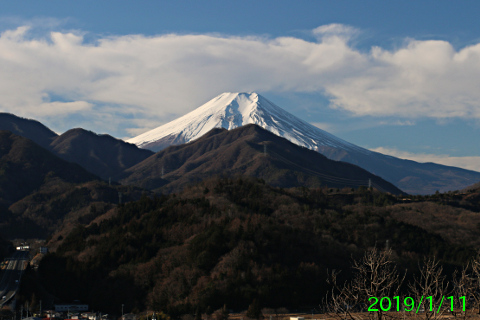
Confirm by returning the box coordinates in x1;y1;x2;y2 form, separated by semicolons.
2;24;480;133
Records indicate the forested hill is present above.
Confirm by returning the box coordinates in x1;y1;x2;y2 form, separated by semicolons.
119;124;403;195
33;177;477;316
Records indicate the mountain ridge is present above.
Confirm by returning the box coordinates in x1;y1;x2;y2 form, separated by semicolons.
0;112;58;149
120;124;404;195
0;130;99;206
1;99;479;195
0;113;154;180
50;128;154;179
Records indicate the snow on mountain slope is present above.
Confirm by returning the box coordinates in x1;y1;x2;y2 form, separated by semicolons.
127;92;370;155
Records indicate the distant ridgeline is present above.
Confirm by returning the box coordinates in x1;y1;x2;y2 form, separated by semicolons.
126;92;480;195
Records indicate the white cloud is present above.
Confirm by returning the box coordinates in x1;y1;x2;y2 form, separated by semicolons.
1;24;480;137
371;147;480;172
329;39;480;119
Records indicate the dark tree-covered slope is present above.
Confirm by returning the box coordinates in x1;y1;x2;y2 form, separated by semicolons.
35;177;474;316
0;113;153;180
120;125;404;195
0;113;58;149
0;131;152;239
50;128;154;179
0;130;98;206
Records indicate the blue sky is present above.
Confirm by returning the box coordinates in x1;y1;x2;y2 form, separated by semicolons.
1;1;480;171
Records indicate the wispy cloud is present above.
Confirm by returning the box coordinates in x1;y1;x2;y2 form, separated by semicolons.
312;24;360;41
371;147;480;172
311;122;338;133
1;24;480;136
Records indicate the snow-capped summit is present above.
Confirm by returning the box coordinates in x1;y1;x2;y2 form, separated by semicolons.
127;92;369;154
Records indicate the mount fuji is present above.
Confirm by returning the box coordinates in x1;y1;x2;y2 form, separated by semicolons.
127;92;367;153
127;92;480;194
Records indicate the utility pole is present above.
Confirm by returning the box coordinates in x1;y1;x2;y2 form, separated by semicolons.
118;192;123;205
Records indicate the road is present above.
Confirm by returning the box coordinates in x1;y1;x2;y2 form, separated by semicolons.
0;250;29;306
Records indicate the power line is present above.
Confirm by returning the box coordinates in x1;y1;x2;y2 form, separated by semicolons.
370;181;389;193
265;146;393;193
267;148;371;187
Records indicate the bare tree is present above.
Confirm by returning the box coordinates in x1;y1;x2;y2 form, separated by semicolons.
326;248;404;320
452;261;477;320
472;256;480;315
453;255;480;317
408;257;449;320
326;268;360;320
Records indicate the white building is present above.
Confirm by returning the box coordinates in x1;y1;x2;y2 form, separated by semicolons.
82;312;101;320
